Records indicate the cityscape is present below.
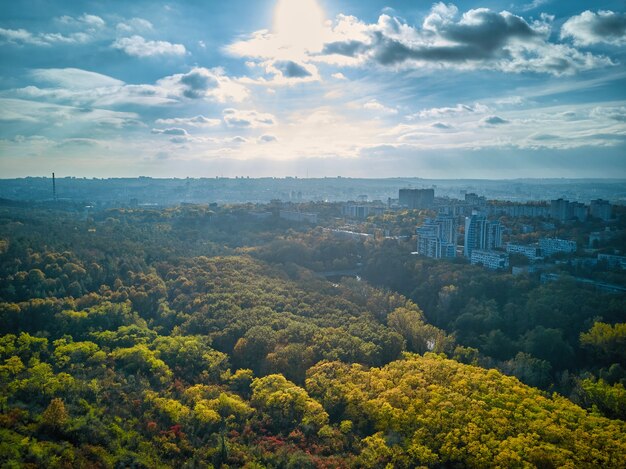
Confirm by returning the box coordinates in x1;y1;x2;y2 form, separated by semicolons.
1;0;626;467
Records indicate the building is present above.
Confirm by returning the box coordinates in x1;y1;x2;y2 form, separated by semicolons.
506;243;542;261
550;198;571;222
279;210;318;223
342;204;385;219
416;215;457;259
470;250;510;270
465;192;486;208
487;203;550;218
589;229;617;248
598;254;626;270
550;198;587;222
464;212;503;257
539;237;577;256
399;188;434;210
571;202;587;221
590;199;612;221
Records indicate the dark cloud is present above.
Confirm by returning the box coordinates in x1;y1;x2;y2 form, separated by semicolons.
179;69;219;98
322;40;368;56
431;122;452;129
320;7;609;75
273;61;312;78
258;134;277;143
481;115;510;125
441;10;539;52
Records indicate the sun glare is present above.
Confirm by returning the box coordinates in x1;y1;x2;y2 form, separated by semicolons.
273;0;326;51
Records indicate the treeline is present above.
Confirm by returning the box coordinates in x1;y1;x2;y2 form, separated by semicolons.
252;228;626;417
0;205;625;467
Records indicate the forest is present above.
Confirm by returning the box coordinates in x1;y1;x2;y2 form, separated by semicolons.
0;202;625;468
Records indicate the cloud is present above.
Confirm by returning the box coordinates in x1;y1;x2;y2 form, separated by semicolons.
363;99;397;114
112;35;186;57
0;13;105;46
0;27;91;46
58;13;105;29
591;106;626;122
520;0;551;12
258;134;278;143
228;136;248;144
273;60;312;78
222;109;276;128
116;18;153;34
430;122;452;129
155;116;221;127
481;115;510;125
151;128;189;136
157;67;249;102
8;67;246;109
411;103;489;119
222;4;614;80
0;28;45;45
561;10;626;46
55;138;101;148
315;4;613;75
0;98;140;128
331;72;347;80
31;68;124;89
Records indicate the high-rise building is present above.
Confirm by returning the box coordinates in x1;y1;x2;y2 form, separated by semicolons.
550;198;587;222
571;202;587;221
465;192;486;207
416;215;457;259
590;199;612;221
463;213;503;257
399;188;434;210
550;198;572;221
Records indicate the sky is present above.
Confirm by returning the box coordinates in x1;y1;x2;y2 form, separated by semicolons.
0;0;625;179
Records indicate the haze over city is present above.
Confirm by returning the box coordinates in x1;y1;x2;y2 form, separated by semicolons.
1;0;625;178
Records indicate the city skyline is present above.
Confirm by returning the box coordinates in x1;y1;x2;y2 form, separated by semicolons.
1;0;625;178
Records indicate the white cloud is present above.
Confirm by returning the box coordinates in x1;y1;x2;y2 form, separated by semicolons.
331;72;347;80
222;109;276;128
112;35;186;57
410;103;489;119
151;127;189;136
155;116;221;127
31;68;124;89
0;98;141;128
58;13;105;29
363;99;397;114
0;28;46;45
561;10;626;46
0;27;92;46
116;18;153;34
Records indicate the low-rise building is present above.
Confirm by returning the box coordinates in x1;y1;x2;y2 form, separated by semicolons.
539;237;577;256
279;210;318;223
470;250;510;270
506;243;542;261
598;254;626;270
342;204;385;219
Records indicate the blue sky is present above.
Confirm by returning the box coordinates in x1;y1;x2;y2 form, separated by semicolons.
1;0;625;178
